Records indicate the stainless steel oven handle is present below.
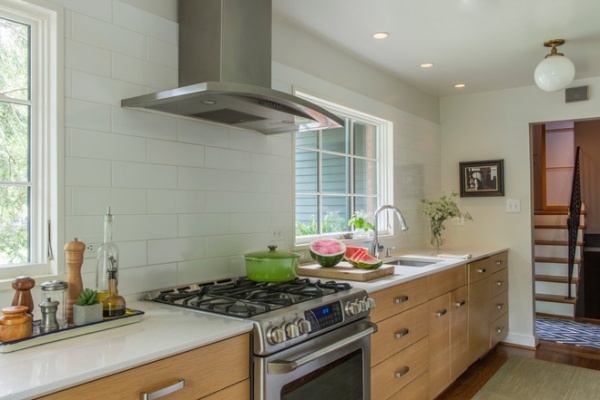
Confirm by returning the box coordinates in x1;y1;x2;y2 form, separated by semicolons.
267;321;378;374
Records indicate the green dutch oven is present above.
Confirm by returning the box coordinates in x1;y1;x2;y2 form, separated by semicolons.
245;245;300;282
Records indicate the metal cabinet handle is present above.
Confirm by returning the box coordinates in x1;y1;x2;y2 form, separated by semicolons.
436;309;448;317
496;260;503;265
395;328;409;339
395;366;410;378
477;268;487;274
140;379;185;400
496;303;505;310
455;300;466;308
394;295;409;304
497;326;505;334
496;280;504;286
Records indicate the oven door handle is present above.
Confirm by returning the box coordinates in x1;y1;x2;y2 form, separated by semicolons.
267;321;377;374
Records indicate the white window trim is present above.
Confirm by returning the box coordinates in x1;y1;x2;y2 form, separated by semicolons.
293;90;394;246
0;0;64;285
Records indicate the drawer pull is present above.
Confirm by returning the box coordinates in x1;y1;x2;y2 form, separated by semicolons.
455;300;466;308
496;260;503;265
395;366;410;378
477;268;487;274
496;280;504;286
436;309;448;317
496;326;505;334
496;303;505;310
394;328;410;339
394;295;409;304
140;378;185;400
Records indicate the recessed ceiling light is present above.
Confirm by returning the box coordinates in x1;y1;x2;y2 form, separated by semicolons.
372;32;389;39
420;63;434;68
454;83;466;88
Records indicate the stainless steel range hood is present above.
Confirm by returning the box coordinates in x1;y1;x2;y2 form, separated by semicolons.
121;0;343;135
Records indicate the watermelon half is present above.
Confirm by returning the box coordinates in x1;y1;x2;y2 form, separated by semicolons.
347;250;383;270
309;238;346;267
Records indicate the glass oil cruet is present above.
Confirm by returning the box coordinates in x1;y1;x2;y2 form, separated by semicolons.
96;206;126;317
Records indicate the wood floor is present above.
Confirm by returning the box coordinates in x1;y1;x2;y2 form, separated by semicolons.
436;341;600;400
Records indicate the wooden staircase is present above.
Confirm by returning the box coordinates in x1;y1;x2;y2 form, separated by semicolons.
534;210;585;319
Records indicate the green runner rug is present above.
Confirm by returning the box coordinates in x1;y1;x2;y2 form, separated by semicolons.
472;356;600;399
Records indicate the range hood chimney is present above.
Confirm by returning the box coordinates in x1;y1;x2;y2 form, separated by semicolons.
121;0;343;135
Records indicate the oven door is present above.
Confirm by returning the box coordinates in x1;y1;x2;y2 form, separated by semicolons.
254;319;377;400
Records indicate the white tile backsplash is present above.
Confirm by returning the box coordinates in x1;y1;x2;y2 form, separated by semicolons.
146;139;204;167
148;190;206;214
71;128;146;161
112;53;177;89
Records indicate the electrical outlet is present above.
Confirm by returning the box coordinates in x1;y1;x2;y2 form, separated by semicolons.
506;199;521;213
270;227;283;242
86;243;100;254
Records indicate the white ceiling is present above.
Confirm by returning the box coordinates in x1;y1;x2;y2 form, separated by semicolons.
272;0;600;97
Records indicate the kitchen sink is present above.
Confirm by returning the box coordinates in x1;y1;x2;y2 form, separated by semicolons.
387;259;437;267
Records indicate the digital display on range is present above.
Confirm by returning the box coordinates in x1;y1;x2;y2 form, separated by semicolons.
305;302;343;332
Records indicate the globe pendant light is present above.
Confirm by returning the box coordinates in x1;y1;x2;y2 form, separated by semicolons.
534;39;575;92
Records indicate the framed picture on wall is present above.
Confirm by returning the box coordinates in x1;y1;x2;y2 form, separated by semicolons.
459;159;504;197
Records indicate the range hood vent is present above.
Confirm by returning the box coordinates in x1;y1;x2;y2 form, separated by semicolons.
121;0;343;135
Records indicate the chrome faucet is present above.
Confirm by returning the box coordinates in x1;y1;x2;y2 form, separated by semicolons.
372;205;409;258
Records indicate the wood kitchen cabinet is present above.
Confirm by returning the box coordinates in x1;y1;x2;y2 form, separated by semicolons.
427;265;468;399
37;333;250;400
467;251;509;364
370;277;429;399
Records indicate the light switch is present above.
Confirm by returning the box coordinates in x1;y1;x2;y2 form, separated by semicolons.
506;199;521;213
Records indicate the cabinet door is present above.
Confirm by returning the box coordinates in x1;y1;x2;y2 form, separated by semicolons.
428;293;451;399
450;285;469;381
370;277;428;323
468;277;490;364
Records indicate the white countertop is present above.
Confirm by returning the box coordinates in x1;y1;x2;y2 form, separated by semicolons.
0;246;506;399
0;301;253;400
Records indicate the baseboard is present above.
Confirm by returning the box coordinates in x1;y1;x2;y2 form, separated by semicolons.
502;332;538;349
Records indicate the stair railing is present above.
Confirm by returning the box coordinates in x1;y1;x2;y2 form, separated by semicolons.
566;146;581;299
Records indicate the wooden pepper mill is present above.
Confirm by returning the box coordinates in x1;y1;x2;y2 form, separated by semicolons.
11;276;36;318
65;238;86;324
0;306;32;342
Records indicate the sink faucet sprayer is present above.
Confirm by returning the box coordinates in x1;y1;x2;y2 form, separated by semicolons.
372;205;409;258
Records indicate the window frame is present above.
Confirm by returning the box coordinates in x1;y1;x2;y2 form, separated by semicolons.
293;90;393;246
0;0;64;283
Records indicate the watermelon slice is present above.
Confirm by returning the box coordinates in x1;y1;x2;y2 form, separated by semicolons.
344;246;368;261
347;250;383;270
309;238;346;267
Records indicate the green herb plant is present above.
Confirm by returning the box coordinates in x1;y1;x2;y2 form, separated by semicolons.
348;211;375;232
420;191;472;249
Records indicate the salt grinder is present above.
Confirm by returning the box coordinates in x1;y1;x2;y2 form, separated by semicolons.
11;276;36;318
39;298;60;333
65;238;85;324
41;280;69;329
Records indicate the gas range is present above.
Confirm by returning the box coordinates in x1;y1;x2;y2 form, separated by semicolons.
146;277;375;356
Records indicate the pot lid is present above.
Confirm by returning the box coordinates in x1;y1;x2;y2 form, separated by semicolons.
245;245;300;260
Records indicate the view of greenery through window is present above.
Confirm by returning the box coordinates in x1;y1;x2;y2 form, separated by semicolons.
0;17;31;264
295;119;379;238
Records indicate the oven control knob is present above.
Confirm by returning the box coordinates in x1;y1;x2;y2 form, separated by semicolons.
357;300;368;312
267;326;286;345
366;297;376;309
345;301;360;316
285;323;300;339
295;318;312;335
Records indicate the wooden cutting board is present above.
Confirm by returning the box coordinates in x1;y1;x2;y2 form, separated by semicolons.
298;261;394;282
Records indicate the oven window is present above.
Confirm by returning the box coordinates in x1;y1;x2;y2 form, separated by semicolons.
280;349;363;399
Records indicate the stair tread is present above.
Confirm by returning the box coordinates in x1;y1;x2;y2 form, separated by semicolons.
534;224;586;229
534;210;587;215
535;274;580;284
534;240;584;246
535;257;582;264
535;294;578;304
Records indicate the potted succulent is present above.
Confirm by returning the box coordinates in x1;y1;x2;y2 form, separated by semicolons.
73;288;103;326
420;191;473;252
348;211;375;239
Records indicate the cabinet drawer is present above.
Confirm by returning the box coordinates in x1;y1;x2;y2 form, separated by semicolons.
491;267;509;297
38;334;250;400
428;264;467;299
489;312;509;348
370;278;428;323
489;251;508;274
388;370;429;400
467;259;492;284
371;302;428;366
371;337;429;400
490;289;509;322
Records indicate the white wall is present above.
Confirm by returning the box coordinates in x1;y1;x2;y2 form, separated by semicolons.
440;77;600;347
0;0;440;305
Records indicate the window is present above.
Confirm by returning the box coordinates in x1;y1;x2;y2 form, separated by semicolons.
294;92;392;244
0;0;62;280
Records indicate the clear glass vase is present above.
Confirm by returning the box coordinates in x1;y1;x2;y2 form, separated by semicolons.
430;220;445;254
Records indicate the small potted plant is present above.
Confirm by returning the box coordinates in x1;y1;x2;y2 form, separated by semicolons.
73;288;103;326
348;211;375;239
421;191;473;252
